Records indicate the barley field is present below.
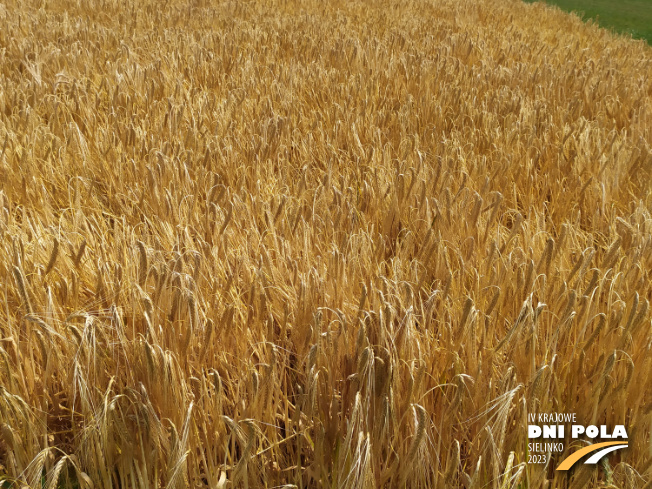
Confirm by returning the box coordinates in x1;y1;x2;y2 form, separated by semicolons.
0;0;651;487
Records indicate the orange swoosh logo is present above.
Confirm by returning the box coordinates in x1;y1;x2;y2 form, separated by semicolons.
556;441;628;471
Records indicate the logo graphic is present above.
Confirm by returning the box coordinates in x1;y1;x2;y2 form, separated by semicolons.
555;441;629;471
527;413;628;470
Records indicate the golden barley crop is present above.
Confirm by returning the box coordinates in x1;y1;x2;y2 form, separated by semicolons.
0;0;651;487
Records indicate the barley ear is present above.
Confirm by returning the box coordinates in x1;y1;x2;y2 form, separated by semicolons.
44;238;59;275
13;265;33;315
